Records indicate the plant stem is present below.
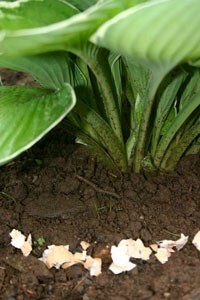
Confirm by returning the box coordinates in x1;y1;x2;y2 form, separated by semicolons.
160;120;200;171
154;93;200;168
134;65;166;172
70;44;124;144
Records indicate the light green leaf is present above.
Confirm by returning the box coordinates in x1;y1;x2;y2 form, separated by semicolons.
92;0;200;66
0;83;76;165
0;0;136;56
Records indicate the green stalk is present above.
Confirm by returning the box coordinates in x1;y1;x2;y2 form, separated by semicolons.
70;44;124;144
153;93;200;168
186;136;200;155
125;83;136;164
134;64;167;172
160;121;200;171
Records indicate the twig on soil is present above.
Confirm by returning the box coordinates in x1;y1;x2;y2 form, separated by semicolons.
71;275;88;293
75;174;121;199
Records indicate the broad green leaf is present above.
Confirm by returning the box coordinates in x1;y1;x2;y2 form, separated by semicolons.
0;83;76;165
0;0;138;56
0;52;87;89
0;0;79;29
92;0;200;172
92;0;200;66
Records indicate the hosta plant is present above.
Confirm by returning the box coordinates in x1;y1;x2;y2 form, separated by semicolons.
0;0;199;172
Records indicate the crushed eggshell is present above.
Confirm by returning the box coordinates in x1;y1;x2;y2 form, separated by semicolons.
157;233;188;251
155;248;172;264
80;241;90;250
150;244;158;252
10;229;32;256
192;231;200;251
109;261;136;275
40;244;102;277
133;239;152;260
155;233;188;264
21;234;32;257
74;250;87;262
118;239;152;260
111;245;130;267
109;238;152;275
84;256;102;277
62;260;79;269
10;229;26;249
40;245;74;269
109;244;136;274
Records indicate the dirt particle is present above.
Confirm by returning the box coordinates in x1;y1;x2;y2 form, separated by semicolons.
140;229;152;242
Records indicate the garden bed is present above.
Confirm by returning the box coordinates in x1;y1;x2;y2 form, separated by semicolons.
0;70;200;300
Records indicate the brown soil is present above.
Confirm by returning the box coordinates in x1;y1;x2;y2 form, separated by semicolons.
0;69;200;300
